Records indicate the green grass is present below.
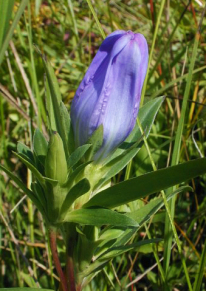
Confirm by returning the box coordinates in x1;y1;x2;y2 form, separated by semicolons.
0;0;206;290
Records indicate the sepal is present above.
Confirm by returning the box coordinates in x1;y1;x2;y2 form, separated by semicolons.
45;132;67;185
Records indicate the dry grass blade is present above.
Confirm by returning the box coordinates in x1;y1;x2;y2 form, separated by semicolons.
0;83;31;122
9;40;38;115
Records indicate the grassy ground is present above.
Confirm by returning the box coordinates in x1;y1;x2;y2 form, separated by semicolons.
0;0;206;290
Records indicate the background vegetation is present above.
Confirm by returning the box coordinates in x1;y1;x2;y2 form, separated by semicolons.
0;0;206;290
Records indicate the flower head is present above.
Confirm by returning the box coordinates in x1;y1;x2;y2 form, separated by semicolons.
71;30;148;161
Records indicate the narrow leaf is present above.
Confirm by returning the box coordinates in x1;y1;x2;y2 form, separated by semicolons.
60;179;90;216
62;208;138;227
67;144;91;169
33;128;48;159
43;59;69;158
127;186;193;224
84;158;206;209
13;152;45;184
94;137;143;191
85;125;104;161
99;238;162;260
17;142;35;164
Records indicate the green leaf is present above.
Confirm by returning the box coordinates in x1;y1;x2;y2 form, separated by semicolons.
62;161;92;190
43;59;69;158
45;78;56;132
85;125;104;161
94;137;144;191
84;158;206;209
99;238;162;260
17;142;35;165
67;144;91;170
59;101;74;155
44;182;69;224
33;129;48;162
45;132;67;185
62;208;138;227
92;97;164;191
127;186;192;224
31;181;47;212
44;177;58;186
13;152;45;184
60;179;90;216
20;271;38;287
99;228;124;242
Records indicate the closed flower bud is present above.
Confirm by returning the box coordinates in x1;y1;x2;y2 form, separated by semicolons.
71;30;148;161
45;132;67;184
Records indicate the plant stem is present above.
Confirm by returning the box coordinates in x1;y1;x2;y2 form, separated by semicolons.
66;255;76;291
49;228;68;291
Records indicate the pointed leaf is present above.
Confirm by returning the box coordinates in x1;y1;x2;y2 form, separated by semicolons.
60;179;90;216
13;152;45;184
33;129;48;161
17;142;35;164
59;101;74;156
61;208;138;227
84;158;206;208
62;161;92;190
43;59;68;157
99;238;162;260
127;186;193;224
31;181;47;212
85;125;104;161
94;136;144;190
67;144;92;169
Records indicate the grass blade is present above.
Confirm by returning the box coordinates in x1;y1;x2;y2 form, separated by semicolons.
163;5;206;276
193;239;206;291
0;0;15;49
0;0;29;65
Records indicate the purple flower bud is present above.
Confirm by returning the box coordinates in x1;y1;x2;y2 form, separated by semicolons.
71;30;148;161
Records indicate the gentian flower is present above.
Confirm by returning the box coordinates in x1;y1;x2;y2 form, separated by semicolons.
71;30;148;161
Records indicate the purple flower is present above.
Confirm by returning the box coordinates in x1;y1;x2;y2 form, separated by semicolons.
71;30;148;161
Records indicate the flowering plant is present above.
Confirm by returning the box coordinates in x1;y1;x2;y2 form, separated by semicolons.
1;30;206;291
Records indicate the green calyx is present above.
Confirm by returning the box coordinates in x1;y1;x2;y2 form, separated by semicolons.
45;132;68;185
